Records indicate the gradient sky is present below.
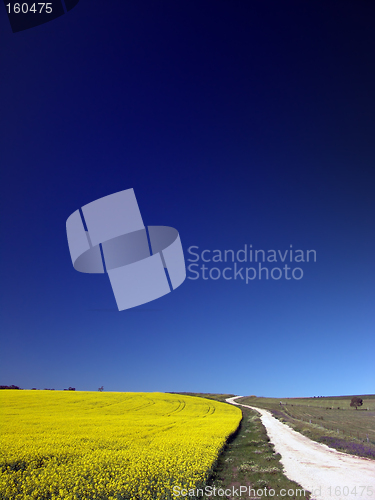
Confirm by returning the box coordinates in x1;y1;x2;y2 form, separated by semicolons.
1;0;374;397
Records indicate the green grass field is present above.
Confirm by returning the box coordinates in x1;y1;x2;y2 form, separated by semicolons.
238;394;375;459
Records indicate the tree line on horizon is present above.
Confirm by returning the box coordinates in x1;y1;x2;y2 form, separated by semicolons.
0;387;366;409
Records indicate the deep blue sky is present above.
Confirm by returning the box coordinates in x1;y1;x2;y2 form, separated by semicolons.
1;0;374;397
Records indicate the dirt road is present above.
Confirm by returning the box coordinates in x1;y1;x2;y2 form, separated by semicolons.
226;396;375;500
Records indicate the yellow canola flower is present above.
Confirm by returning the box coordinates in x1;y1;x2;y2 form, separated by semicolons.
0;391;241;500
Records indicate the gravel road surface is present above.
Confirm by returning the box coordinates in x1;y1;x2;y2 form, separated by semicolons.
226;396;375;500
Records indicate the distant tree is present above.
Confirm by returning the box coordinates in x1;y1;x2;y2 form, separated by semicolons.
98;386;104;392
350;396;363;410
0;385;20;390
68;387;76;391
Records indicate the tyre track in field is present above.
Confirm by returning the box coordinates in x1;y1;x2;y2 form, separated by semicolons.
226;397;375;500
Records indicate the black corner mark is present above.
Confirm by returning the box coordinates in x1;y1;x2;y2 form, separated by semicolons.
64;0;78;12
3;0;79;33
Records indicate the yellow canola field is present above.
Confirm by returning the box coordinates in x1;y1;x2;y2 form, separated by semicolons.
0;391;241;500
